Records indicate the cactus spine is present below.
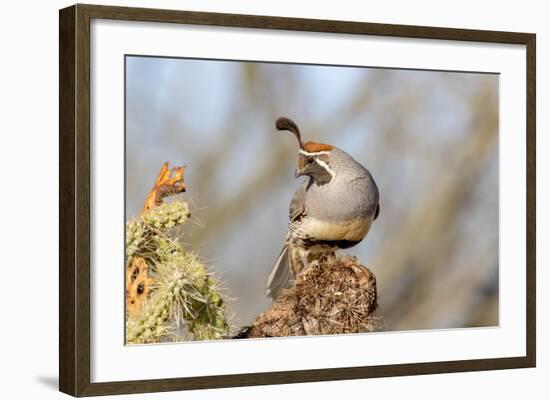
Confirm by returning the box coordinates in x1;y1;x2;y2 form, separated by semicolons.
126;200;229;344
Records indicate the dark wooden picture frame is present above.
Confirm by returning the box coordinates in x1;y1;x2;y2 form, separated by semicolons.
59;3;536;397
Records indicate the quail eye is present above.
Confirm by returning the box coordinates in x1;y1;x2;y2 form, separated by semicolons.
307;157;314;164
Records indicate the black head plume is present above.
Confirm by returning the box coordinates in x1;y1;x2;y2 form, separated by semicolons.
276;117;303;148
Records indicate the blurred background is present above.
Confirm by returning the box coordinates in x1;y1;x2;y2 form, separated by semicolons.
125;56;499;332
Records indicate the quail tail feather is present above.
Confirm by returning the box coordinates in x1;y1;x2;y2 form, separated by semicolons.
265;243;293;300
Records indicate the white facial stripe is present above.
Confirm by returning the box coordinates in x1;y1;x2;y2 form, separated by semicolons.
314;158;335;180
299;149;331;156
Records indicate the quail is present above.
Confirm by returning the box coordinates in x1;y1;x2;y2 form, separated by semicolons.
266;117;380;300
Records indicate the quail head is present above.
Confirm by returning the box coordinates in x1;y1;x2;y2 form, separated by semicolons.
266;117;380;300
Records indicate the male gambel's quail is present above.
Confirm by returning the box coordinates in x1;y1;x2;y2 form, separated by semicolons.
266;117;380;300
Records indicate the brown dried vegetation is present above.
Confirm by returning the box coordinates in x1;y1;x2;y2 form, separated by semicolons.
125;257;155;316
237;256;385;338
141;162;186;215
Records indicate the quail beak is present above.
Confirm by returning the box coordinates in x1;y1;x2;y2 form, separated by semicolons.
294;169;302;179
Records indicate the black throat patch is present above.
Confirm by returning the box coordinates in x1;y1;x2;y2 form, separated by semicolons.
314;165;333;186
312;155;334;186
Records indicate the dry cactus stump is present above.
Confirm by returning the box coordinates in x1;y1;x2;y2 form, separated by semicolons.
237;255;385;338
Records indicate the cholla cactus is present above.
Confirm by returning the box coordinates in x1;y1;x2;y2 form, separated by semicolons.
141;201;190;229
125;200;229;344
126;201;190;265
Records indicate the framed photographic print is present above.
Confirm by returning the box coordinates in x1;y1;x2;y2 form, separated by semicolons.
59;4;536;397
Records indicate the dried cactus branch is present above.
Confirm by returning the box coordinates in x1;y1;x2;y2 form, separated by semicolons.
141;162;186;215
126;257;155;316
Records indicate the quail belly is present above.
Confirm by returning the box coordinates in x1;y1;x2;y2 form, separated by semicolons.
297;215;372;245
